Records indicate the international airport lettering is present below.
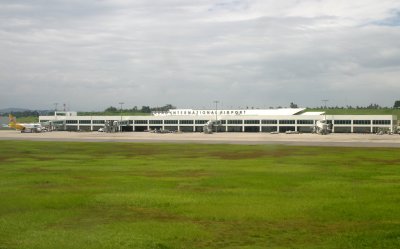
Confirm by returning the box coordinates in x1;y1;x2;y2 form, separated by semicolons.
153;110;247;116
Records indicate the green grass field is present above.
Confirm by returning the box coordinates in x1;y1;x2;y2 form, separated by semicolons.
0;141;399;249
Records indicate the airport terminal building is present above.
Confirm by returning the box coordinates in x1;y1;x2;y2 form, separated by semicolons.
39;108;397;133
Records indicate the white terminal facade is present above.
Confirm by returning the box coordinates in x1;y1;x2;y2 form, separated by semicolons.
39;108;397;133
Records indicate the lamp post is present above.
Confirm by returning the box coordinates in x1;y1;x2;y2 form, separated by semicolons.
321;99;328;109
214;100;219;133
321;99;328;120
54;102;58;115
119;102;124;132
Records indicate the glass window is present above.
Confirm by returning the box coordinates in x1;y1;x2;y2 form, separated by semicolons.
279;120;295;124
164;120;178;124
79;120;91;124
66;120;78;124
262;120;277;124
334;120;351;125
244;120;260;124
373;120;391;125
149;120;163;124
180;120;194;124
353;120;371;125
195;120;208;124
297;120;314;125
135;120;148;124
228;120;243;124
93;120;105;124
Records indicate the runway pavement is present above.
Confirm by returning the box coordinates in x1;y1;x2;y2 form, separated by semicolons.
0;130;399;147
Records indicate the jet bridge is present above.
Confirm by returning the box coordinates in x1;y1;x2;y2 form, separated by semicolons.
313;120;333;135
203;120;222;134
104;120;119;133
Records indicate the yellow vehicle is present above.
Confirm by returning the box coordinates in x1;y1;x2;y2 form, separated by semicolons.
8;114;43;133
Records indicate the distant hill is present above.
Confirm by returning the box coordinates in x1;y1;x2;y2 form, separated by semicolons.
0;107;30;113
0;108;51;115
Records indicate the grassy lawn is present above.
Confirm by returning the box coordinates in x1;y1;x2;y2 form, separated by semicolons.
0;141;399;249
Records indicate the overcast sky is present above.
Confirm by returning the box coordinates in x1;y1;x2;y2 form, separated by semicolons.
1;0;400;111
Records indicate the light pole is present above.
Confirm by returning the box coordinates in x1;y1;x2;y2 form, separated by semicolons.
321;99;328;120
321;99;328;109
214;100;219;132
54;102;58;115
119;102;124;132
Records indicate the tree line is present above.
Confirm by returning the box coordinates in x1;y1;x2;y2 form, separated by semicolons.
2;101;399;118
0;110;42;118
291;101;400;109
103;104;176;113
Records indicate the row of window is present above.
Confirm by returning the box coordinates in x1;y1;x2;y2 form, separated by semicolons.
373;120;391;125
334;120;391;125
334;120;352;125
58;119;392;125
353;120;371;125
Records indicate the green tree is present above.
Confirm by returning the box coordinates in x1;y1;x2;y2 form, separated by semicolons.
394;100;400;108
105;106;118;112
141;106;151;113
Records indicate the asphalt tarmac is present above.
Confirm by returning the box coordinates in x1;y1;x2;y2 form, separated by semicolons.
0;130;399;147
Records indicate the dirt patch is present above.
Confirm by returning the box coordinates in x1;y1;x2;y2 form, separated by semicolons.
30;156;58;161
197;219;366;248
48;206;188;230
363;158;400;165
210;149;293;160
33;181;59;189
71;175;90;180
175;184;217;193
24;167;53;173
126;206;185;221
0;156;11;163
140;169;211;178
176;170;210;177
92;144;175;159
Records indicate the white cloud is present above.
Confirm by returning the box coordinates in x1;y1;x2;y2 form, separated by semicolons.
0;0;400;110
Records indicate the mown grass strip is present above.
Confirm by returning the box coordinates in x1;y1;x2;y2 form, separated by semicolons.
0;141;399;249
